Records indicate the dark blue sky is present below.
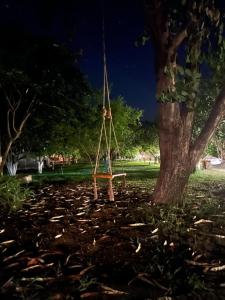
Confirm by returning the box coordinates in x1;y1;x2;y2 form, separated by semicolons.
0;0;157;120
73;1;157;120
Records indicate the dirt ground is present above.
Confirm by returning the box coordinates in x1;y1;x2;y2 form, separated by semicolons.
1;181;225;300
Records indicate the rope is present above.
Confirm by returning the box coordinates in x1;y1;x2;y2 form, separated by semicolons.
94;119;104;174
111;120;125;173
93;8;124;176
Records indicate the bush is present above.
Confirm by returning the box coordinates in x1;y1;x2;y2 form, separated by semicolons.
0;176;32;212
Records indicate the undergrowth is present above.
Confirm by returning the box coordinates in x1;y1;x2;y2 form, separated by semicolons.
0;176;32;212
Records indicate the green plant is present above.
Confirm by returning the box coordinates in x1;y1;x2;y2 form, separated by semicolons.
0;176;32;212
188;273;206;291
78;276;97;292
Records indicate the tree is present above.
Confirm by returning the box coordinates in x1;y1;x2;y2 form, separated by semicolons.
110;96;143;156
212;122;225;159
0;69;37;175
77;91;143;162
194;78;225;160
137;121;159;160
144;0;225;203
0;26;89;174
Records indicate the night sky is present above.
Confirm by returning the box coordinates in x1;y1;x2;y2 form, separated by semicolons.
0;0;157;120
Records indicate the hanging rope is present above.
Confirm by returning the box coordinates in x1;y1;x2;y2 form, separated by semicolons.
92;9;126;201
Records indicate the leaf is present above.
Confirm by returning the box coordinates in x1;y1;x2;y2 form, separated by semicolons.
181;91;188;97
177;66;184;76
210;265;225;272
135;242;141;253
185;69;192;77
128;223;146;227
100;285;128;295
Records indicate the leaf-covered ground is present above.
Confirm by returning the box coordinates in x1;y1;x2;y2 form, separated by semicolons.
1;178;225;299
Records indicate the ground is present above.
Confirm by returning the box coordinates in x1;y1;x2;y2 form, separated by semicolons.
1;165;225;299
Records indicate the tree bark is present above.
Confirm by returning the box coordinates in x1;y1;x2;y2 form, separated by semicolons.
37;157;44;174
153;102;195;204
6;160;18;176
0;141;13;176
0;103;32;176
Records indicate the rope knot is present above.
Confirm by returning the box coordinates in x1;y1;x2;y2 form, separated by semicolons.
102;107;112;119
106;108;112;119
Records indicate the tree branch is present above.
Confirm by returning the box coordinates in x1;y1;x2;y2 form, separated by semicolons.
15;112;31;141
191;85;225;162
168;28;188;59
7;110;12;139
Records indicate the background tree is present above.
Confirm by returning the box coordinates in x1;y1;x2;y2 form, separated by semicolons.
0;25;89;174
110;96;143;157
144;0;225;204
75;90;143;163
194;63;225;160
0;69;38;175
137;121;159;160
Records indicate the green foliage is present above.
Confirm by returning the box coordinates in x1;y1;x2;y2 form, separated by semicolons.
110;96;143;153
204;142;217;157
122;146;141;159
193;41;225;152
76;91;143;161
145;0;225;109
188;273;206;291
78;276;97;292
0;26;90;166
0;176;32;212
135;121;159;157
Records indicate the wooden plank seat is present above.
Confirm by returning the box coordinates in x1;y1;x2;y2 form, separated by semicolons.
92;172;126;201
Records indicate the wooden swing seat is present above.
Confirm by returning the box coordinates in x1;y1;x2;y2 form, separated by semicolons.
92;172;126;201
92;172;126;179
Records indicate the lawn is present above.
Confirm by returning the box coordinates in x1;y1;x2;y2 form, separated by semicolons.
1;162;225;299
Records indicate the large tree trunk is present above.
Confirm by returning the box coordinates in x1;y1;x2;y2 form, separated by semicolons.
153;103;195;204
153;163;191;204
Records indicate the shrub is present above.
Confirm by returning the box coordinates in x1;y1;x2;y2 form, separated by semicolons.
0;176;32;212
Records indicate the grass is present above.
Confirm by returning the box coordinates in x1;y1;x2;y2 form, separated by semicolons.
30;161;225;188
31;161;160;185
190;168;225;182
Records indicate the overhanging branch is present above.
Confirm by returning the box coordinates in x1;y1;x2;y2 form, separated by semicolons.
191;85;225;160
168;28;188;59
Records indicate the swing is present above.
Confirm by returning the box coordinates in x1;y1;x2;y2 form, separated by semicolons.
92;24;126;201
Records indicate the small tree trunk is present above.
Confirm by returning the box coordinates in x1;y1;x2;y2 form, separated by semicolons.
6;161;18;176
0;141;13;176
37;157;44;174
